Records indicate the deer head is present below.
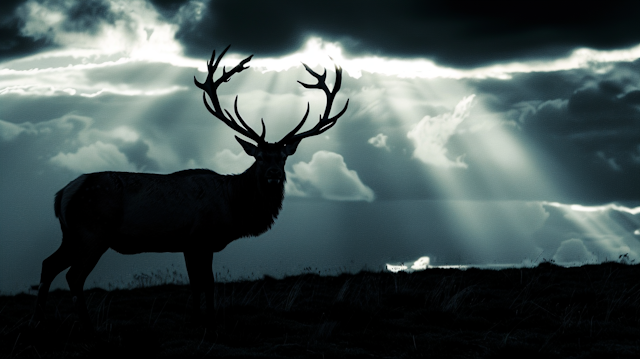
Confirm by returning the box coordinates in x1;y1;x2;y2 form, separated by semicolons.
194;46;349;187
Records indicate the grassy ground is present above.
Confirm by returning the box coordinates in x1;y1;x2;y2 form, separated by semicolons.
1;261;640;358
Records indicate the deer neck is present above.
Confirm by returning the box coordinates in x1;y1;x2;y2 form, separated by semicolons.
223;163;284;237
235;162;285;210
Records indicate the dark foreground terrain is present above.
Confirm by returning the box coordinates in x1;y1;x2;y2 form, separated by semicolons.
1;262;640;358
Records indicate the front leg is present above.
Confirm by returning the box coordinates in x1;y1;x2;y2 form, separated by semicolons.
184;250;214;326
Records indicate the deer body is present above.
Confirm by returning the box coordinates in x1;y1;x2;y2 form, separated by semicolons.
55;167;284;255
34;45;348;329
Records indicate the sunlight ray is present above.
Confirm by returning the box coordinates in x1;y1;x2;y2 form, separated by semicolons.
542;202;640;261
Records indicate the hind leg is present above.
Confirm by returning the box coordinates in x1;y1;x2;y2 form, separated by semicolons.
34;240;75;321
65;243;108;329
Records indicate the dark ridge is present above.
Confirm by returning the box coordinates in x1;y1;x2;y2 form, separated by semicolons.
3;262;640;357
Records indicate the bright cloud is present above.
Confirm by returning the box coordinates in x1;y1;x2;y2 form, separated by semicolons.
250;37;640;80
287;151;374;202
0;115;92;141
386;256;431;273
407;95;475;168
209;149;254;174
6;26;640;100
77;125;140;145
0;60;190;97
368;133;390;151
0;0;197;97
7;29;640;100
16;0;184;59
0;119;30;141
50;141;137;173
385;264;408;273
544;202;640;215
552;238;597;265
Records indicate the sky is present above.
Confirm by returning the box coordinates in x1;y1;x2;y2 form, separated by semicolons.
1;0;640;294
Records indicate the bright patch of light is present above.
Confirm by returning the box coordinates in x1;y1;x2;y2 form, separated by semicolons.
244;38;640;80
635;230;640;235
544;202;640;215
343;43;640;80
386;256;431;273
386;264;408;273
411;256;431;270
243;37;345;73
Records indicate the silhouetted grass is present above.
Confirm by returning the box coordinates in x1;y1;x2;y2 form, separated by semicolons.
2;261;640;358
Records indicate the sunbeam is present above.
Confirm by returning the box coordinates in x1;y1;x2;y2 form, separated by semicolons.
542;202;640;263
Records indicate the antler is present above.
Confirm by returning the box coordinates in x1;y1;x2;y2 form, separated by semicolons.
194;45;266;144
279;62;349;145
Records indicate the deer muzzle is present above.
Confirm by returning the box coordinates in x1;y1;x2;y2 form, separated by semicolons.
266;168;283;185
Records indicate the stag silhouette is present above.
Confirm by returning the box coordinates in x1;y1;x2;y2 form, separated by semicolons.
33;46;349;329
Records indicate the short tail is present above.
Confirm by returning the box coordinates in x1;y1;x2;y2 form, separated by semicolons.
55;175;88;228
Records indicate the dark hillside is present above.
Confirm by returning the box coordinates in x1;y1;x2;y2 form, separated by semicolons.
2;262;640;358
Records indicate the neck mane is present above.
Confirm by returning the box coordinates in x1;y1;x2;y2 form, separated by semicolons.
229;162;285;237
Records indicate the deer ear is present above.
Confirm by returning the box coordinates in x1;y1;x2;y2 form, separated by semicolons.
283;139;301;156
236;136;259;156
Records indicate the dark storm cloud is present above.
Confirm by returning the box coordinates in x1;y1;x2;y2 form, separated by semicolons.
148;0;192;19
173;0;640;68
0;0;56;61
62;0;120;34
468;61;640;203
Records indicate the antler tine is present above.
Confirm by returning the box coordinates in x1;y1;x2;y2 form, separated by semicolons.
233;96;265;140
279;62;349;144
194;46;263;144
